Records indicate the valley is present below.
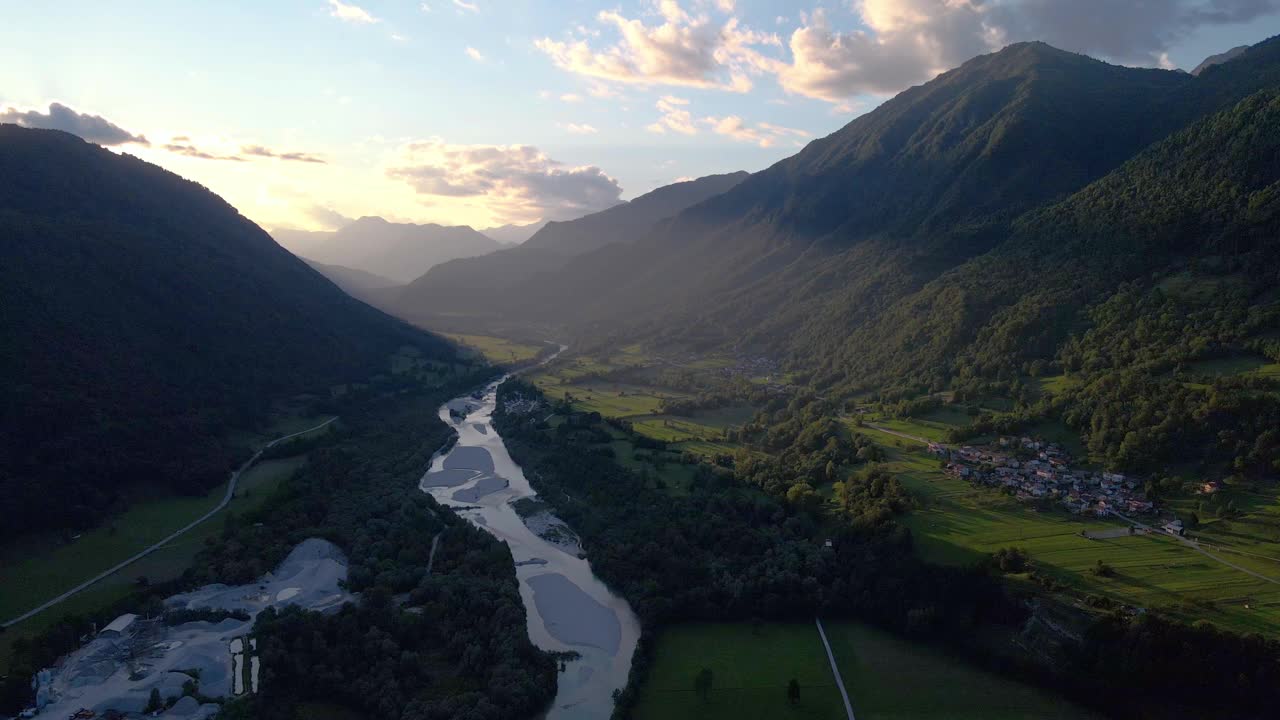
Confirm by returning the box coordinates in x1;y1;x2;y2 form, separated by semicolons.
6;10;1280;720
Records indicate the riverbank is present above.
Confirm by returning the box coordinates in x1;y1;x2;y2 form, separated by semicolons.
420;370;640;720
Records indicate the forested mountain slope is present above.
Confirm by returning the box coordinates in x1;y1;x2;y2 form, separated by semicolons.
393;171;748;327
452;37;1280;346
0;126;454;539
825;88;1280;474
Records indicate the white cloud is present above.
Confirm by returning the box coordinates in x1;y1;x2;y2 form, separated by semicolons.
560;122;599;134
453;0;479;13
465;46;486;62
560;93;583;103
420;2;431;12
774;0;1280;101
327;0;378;24
540;0;1280;104
645;95;697;135
535;1;778;92
586;81;622;98
386;140;622;222
702;115;809;147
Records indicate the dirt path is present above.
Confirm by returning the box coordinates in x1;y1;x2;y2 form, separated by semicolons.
1110;510;1280;586
2;417;338;628
815;617;856;720
864;423;934;446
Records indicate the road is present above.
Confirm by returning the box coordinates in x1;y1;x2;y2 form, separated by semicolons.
815;617;857;720
1;417;338;629
1109;510;1280;586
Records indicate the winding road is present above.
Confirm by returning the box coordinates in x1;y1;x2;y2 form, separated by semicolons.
1;417;338;629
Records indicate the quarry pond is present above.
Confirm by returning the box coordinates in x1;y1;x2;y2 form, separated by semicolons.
420;372;641;720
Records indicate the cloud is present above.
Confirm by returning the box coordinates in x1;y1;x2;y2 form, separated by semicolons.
158;137;326;163
541;0;1280;104
702;115;809;147
0;102;149;146
535;0;778;92
586;81;623;98
775;0;1280;101
240;145;327;163
327;0;378;24
465;46;486;62
386;140;622;221
307;205;354;229
645;95;697;135
559;122;599;134
453;0;479;13
163;140;244;161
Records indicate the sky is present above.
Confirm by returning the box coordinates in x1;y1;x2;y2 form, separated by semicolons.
2;0;1278;231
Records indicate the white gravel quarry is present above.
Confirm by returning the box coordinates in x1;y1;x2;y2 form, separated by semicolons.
30;538;354;719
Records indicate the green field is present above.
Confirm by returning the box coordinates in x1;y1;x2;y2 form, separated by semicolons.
827;623;1098;719
444;333;545;365
877;443;1280;635
0;456;306;672
633;622;1098;720
633;623;847;720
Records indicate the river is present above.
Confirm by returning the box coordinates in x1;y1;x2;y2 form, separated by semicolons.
419;365;641;719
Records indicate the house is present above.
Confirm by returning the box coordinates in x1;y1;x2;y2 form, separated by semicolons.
1200;480;1222;494
98;613;137;637
1163;519;1185;536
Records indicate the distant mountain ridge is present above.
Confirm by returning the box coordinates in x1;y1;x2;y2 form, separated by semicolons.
479;220;548;245
1192;45;1249;75
0;126;457;539
391;171;749;328
272;216;502;283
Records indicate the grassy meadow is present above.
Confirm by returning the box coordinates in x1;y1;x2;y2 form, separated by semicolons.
0;455;307;673
632;621;1098;720
861;433;1280;636
443;333;546;365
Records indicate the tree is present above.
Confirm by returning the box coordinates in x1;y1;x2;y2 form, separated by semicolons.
695;668;714;701
145;688;163;714
787;678;801;705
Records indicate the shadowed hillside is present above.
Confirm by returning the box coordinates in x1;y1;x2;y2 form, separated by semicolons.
0;126;458;539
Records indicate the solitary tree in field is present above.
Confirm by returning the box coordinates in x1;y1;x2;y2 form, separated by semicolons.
788;678;801;705
695;667;714;701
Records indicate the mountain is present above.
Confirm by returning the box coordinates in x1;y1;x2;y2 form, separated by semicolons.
271;216;502;283
302;258;401;305
0;126;457;540
392;171;749;328
479;220;548;245
486;42;1206;331
410;37;1280;474
522;171;750;255
1192;45;1249;75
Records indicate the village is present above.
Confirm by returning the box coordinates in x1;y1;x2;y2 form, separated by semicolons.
930;435;1160;520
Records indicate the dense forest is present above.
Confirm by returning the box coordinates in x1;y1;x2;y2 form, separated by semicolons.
495;379;1280;720
0;126;457;541
2;371;557;719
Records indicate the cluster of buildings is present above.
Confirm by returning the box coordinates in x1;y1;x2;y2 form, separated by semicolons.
930;436;1156;517
501;392;543;416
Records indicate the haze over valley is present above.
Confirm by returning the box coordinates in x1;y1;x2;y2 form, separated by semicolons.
4;3;1280;720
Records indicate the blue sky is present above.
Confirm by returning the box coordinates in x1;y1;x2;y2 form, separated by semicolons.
2;1;1277;230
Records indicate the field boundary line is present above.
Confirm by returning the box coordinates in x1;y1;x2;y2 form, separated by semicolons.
815;617;856;720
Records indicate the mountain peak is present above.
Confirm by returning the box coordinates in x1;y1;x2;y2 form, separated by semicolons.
1192;45;1250;76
